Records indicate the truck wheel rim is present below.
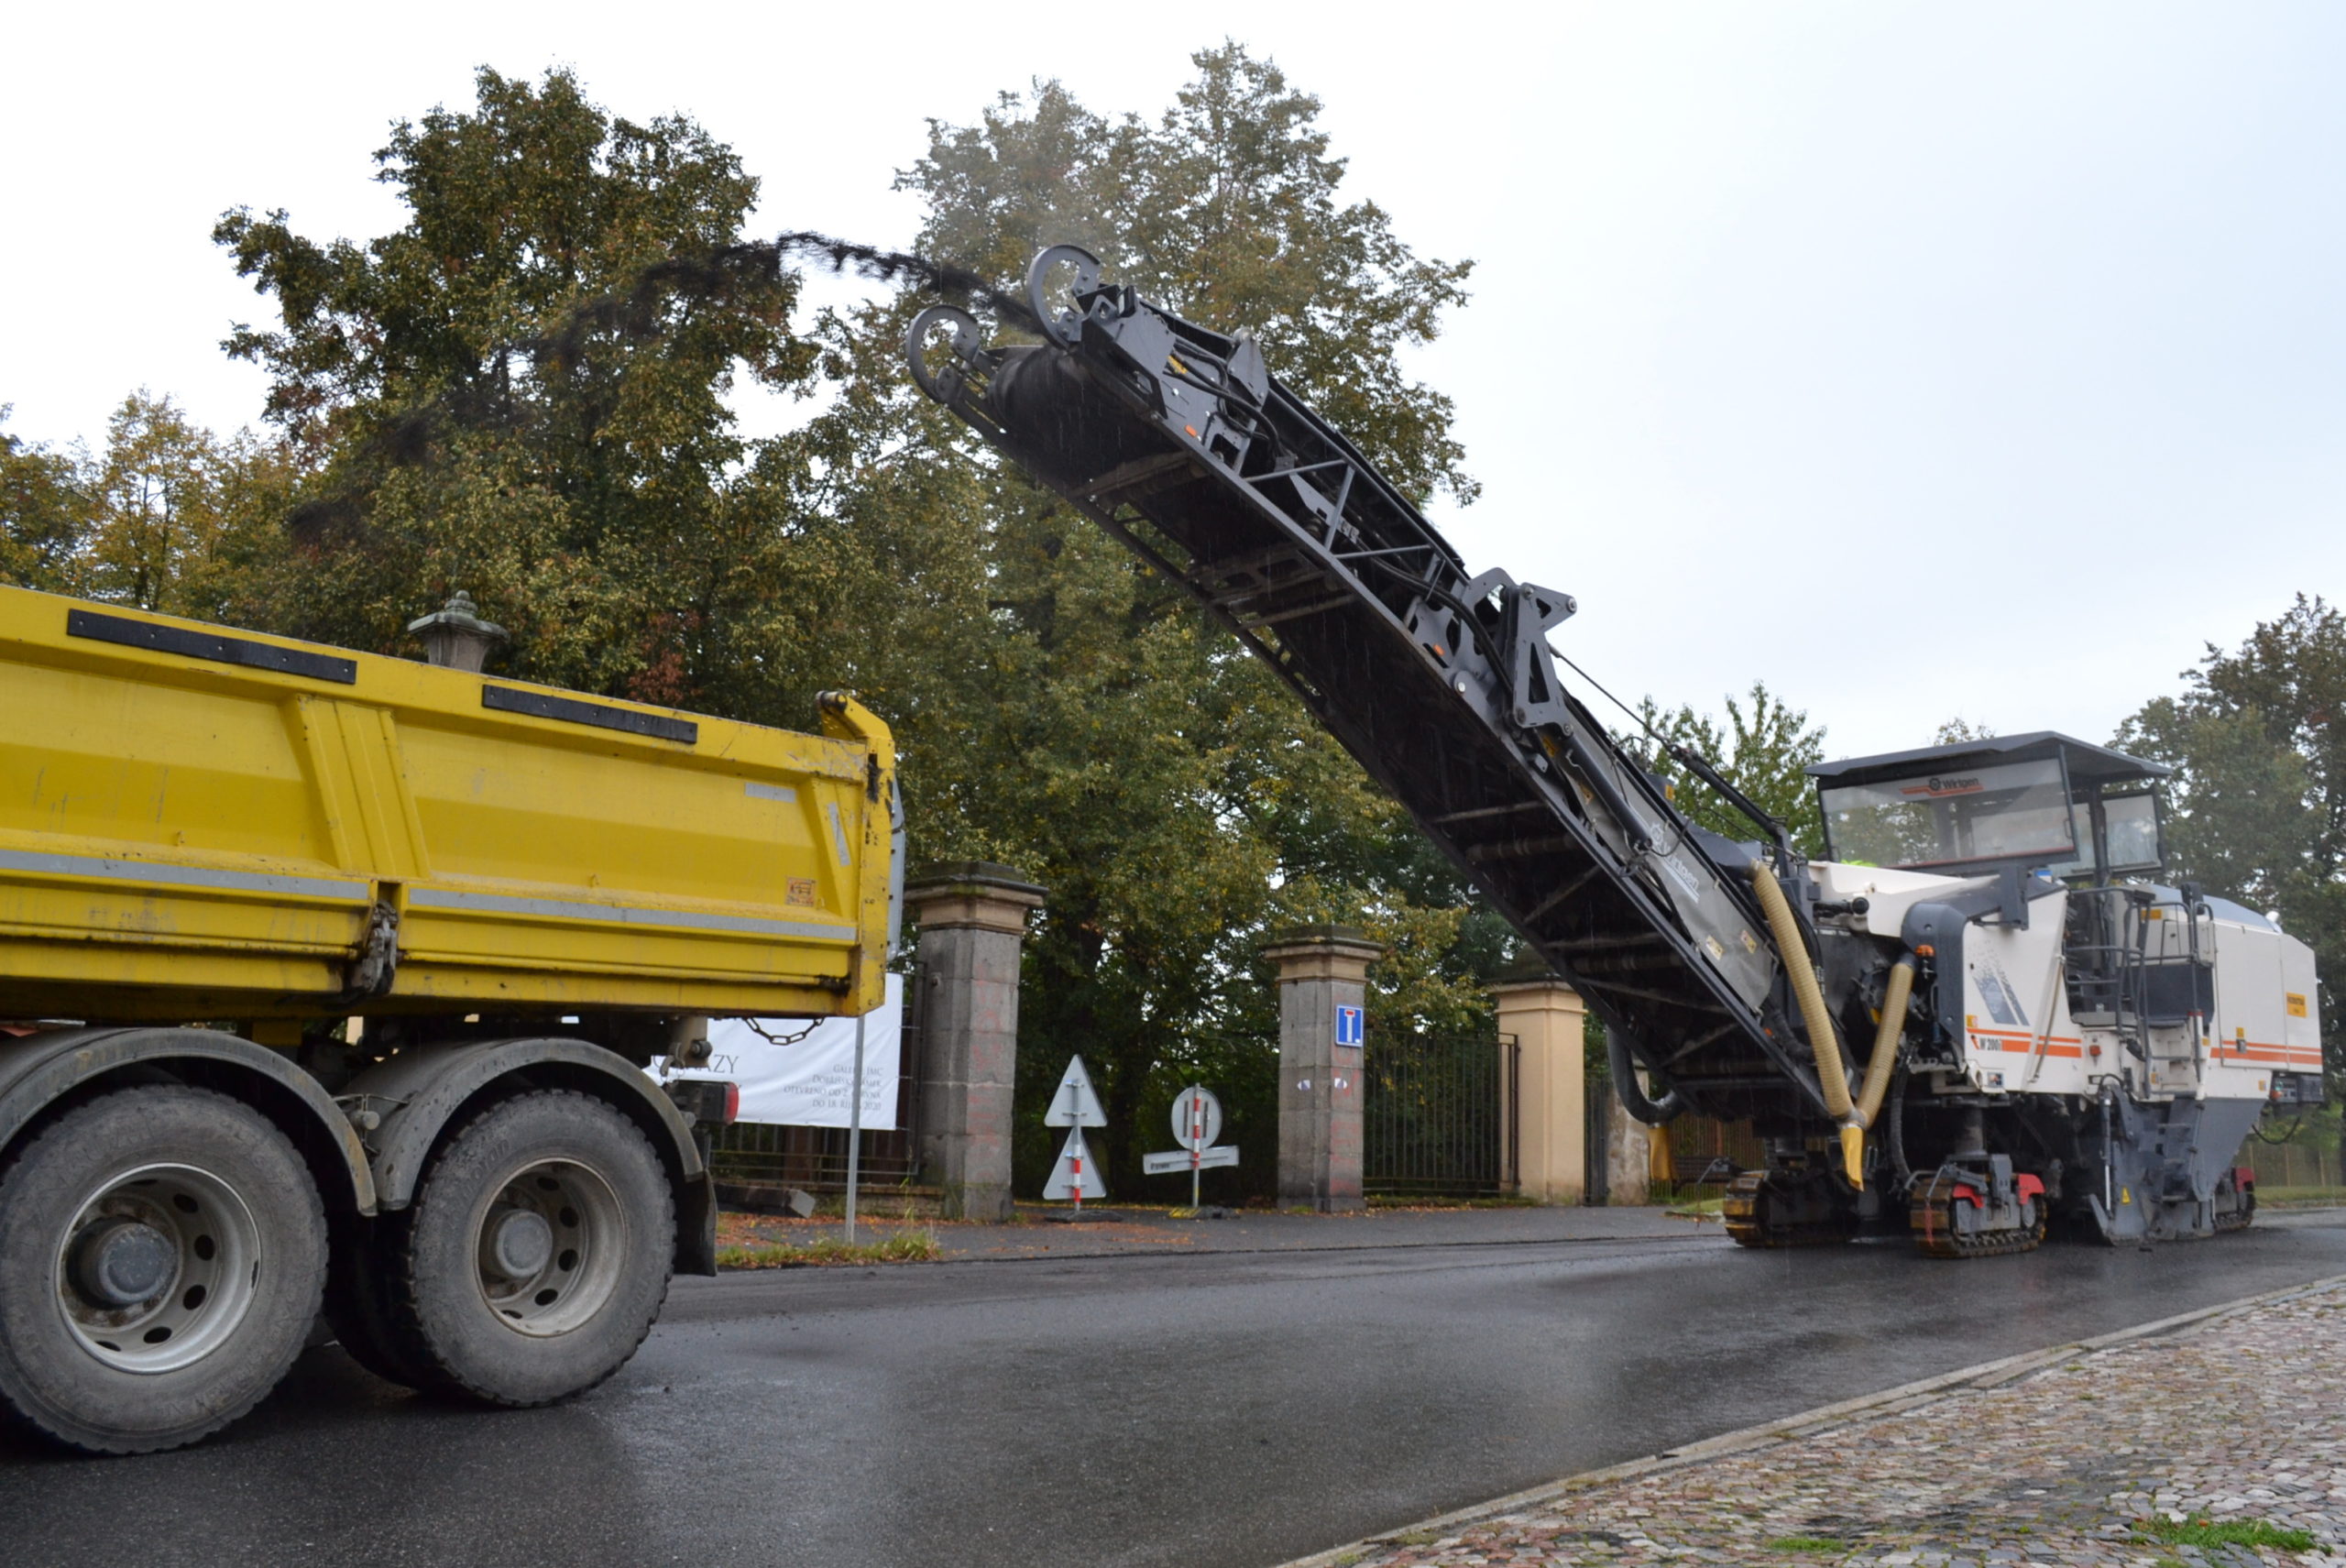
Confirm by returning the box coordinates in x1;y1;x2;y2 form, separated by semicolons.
473;1158;627;1338
52;1162;263;1375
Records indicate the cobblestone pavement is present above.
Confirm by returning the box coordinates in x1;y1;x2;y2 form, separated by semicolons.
1311;1277;2346;1568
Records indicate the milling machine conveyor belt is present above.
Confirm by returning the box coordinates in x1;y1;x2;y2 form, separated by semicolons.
907;247;1829;1123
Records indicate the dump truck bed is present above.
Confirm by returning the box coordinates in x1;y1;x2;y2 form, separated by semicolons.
0;586;893;1022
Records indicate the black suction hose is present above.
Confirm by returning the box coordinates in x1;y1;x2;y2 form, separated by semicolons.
1608;1026;1684;1125
1886;1065;1913;1190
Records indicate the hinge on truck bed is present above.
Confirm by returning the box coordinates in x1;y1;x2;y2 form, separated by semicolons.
332;902;400;1004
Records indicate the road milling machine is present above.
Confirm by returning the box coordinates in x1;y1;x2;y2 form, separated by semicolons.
909;245;2326;1257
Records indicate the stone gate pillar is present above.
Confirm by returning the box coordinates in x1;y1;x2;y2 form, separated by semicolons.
904;861;1045;1222
1491;968;1587;1204
1264;925;1383;1212
1605;1100;1656;1206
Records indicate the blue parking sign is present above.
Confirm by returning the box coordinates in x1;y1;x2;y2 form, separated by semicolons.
1334;1005;1364;1047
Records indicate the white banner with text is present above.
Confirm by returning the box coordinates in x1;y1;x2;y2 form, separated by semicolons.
651;973;903;1129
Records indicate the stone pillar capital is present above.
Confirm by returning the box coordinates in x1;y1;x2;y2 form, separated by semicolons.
1262;925;1385;986
904;861;1046;936
1490;974;1585;1014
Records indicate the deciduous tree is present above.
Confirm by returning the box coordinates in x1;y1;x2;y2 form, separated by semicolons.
0;408;89;593
1634;682;1829;857
2118;596;2346;1090
877;45;1491;1190
212;68;825;714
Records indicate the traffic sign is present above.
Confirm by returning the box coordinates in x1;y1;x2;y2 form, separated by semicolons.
1171;1085;1222;1150
1044;1055;1108;1127
1334;1005;1364;1047
1144;1080;1239;1205
1143;1146;1239;1176
1044;1126;1106;1201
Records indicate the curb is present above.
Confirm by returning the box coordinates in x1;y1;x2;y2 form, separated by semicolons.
1276;1271;2346;1568
922;1226;1716;1267
702;1225;1717;1274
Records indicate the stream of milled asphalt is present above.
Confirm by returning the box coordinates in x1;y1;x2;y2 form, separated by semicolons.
5;1205;2343;1568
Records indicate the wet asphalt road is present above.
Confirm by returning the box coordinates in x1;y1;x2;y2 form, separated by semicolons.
5;1212;2344;1568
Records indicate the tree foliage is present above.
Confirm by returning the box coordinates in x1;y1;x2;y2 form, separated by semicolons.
1934;715;1997;745
2118;596;2346;1084
905;43;1475;506
211;68;828;714
1;394;294;618
1633;682;1829;857
0;407;89;594
872;45;1491;1190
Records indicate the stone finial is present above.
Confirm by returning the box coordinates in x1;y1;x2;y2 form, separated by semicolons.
903;862;1047;936
407;590;509;672
1261;924;1385;985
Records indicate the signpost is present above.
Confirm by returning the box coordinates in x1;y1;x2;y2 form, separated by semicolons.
1043;1055;1108;1210
844;1012;867;1242
1141;1084;1238;1210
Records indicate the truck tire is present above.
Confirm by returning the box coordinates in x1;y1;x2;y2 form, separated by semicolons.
323;1220;438;1391
392;1090;674;1407
0;1086;328;1453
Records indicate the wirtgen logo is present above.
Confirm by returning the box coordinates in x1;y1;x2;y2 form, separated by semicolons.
1901;775;1983;797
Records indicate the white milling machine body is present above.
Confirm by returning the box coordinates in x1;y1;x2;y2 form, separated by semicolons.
1802;732;2323;1252
910;246;2323;1255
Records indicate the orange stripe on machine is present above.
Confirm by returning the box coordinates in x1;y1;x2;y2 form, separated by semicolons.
1968;1027;2084;1059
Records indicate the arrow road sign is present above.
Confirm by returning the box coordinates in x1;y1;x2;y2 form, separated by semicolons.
1142;1146;1239;1176
1043;1054;1108;1127
1044;1125;1107;1200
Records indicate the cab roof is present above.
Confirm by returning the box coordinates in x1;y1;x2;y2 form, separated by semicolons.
1805;730;2169;790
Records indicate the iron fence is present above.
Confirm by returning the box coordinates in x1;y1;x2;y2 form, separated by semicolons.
1365;1028;1518;1196
706;1018;926;1193
2241;1115;2345;1193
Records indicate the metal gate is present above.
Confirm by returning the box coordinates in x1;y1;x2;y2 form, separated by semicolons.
707;973;929;1193
1365;1029;1518;1196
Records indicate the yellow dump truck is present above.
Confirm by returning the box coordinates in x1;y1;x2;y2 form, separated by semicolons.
0;583;899;1452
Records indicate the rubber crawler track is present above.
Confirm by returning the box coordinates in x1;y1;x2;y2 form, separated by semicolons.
1722;1170;1856;1249
1910;1170;2045;1258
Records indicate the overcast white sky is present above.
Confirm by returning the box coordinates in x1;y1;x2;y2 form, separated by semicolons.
5;3;2341;760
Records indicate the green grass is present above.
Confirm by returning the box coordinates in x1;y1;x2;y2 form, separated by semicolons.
1365;1193;1539;1209
2255;1185;2346;1209
1765;1536;1847;1554
2136;1516;2316;1552
717;1230;942;1269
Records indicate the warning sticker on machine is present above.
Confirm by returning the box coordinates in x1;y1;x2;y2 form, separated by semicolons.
2287;992;2309;1017
787;878;819;907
